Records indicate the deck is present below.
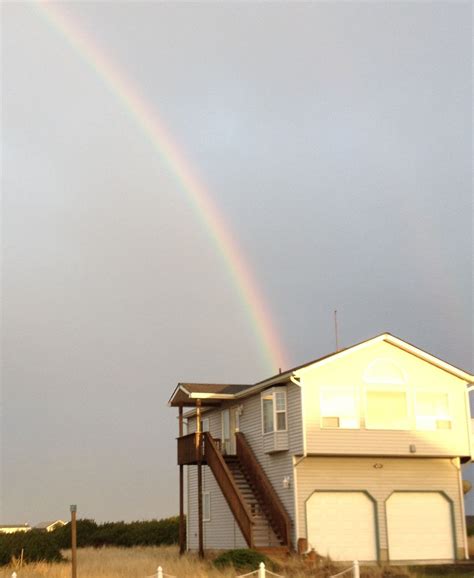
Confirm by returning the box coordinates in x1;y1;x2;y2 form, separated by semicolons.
177;432;222;465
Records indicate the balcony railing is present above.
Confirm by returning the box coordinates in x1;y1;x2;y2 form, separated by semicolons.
177;432;221;465
204;433;254;547
236;431;292;548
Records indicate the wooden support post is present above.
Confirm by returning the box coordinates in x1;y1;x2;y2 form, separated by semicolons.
70;505;77;578
178;405;185;555
196;399;204;558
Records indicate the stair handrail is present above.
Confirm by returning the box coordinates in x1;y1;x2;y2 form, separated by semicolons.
203;432;254;547
235;432;292;548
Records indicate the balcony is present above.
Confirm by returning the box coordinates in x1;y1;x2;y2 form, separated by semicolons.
177;432;222;465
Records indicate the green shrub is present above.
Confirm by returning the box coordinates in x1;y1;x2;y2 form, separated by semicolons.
51;516;180;549
0;516;181;565
52;519;99;549
213;549;276;571
0;530;63;566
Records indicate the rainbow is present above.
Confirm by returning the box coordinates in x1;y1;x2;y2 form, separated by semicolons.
33;1;288;374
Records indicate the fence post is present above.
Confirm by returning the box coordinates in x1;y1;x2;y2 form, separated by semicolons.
157;566;163;578
258;561;266;578
353;560;360;578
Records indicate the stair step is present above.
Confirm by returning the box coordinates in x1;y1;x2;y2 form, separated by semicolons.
219;455;287;548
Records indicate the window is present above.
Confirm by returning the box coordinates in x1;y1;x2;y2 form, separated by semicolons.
203;492;211;522
262;394;274;433
320;386;359;428
201;418;210;433
261;388;287;434
275;391;287;431
365;385;409;429
416;391;451;430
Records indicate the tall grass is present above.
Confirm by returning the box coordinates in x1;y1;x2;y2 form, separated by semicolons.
0;546;226;578
0;545;471;578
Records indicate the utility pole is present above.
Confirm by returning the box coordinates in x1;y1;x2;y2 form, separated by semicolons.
70;505;77;578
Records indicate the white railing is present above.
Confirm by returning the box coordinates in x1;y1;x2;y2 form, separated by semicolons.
236;562;284;578
145;560;360;578
329;560;360;578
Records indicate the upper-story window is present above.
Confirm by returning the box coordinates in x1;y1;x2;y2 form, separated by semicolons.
320;385;359;428
262;388;287;434
365;385;410;429
415;391;452;430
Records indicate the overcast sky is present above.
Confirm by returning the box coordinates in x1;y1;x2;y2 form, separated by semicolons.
1;1;472;523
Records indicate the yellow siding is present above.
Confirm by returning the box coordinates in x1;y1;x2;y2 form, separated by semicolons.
295;456;467;560
297;341;471;458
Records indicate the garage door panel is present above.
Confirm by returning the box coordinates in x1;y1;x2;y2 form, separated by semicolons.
307;491;377;561
386;492;454;561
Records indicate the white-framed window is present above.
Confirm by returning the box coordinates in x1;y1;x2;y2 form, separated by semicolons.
365;384;410;430
415;391;452;430
261;388;287;434
202;491;211;522
201;417;210;433
320;385;359;429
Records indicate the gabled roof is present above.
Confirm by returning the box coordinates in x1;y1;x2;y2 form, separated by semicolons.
34;520;66;530
168;383;252;407
168;333;474;408
254;333;474;387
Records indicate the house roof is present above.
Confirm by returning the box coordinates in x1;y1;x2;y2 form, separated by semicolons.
257;332;474;386
169;333;474;408
168;383;252;407
34;520;65;530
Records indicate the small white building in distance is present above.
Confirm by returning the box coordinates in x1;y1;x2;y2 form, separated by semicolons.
34;520;66;532
0;524;31;534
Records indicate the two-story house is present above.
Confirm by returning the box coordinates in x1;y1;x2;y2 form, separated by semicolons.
168;333;474;563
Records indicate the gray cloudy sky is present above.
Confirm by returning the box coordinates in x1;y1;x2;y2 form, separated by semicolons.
1;1;472;523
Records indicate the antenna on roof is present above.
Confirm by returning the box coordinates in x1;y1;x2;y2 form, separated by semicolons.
334;309;339;352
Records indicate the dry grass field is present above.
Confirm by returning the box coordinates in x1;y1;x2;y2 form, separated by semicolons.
0;546;230;578
1;546;473;578
0;546;372;578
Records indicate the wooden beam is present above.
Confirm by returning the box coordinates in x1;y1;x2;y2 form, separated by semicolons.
196;399;204;558
178;405;185;556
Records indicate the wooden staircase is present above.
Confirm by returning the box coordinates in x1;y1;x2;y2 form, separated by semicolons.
224;456;282;548
203;431;292;551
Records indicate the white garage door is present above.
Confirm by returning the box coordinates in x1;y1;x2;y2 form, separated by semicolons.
386;492;454;561
306;491;377;561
